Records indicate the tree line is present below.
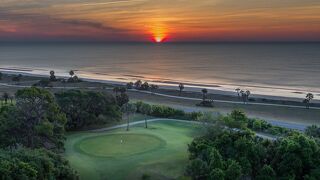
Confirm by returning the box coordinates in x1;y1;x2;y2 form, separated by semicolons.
0;87;124;179
186;125;320;180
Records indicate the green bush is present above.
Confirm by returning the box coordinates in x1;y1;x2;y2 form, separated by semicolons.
266;126;289;136
33;79;52;87
151;105;185;118
219;110;248;129
0;148;78;180
305;125;320;138
135;101;207;121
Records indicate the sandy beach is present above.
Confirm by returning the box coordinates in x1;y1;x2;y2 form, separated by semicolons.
1;68;320;102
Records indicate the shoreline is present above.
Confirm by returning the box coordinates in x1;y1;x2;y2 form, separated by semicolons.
1;68;319;103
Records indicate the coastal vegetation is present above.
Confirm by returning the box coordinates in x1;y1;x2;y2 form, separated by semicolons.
137;102;152;128
1;87;67;150
303;93;314;109
305;125;320;138
241;90;251;104
0;87;78;179
0;87;126;179
127;80;159;93
235;88;241;98
0;72;319;179
62;99;320;179
67;70;80;83
179;83;185;96
115;88;130;107
135;101;201;120
12;74;22;82
121;102;137;131
186;126;320;180
55;90;122;131
202;88;208;101
0;148;77;179
1;92;9;104
0;93;14;106
33;78;53;88
126;82;134;89
133;101;295;137
196;88;214;107
50;70;57;81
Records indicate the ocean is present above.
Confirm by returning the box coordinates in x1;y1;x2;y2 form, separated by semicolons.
0;42;319;100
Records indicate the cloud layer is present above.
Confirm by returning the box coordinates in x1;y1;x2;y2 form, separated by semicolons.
0;0;319;42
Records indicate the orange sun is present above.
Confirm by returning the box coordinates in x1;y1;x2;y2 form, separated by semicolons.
154;36;165;43
151;24;168;43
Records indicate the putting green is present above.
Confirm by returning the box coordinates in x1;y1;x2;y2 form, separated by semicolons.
65;121;202;179
77;134;165;157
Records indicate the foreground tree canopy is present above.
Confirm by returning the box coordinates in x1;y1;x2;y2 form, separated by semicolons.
0;87;67;150
0;87;79;179
0;148;78;180
186;126;320;180
55;90;122;130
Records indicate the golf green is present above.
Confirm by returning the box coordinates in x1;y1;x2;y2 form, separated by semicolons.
77;134;165;157
65;120;202;180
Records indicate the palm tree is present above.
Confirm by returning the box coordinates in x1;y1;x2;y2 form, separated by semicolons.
2;92;9;104
235;88;241;98
304;93;314;109
306;93;314;101
49;70;56;81
179;83;185;96
121;103;137;131
134;80;142;89
140;103;152;128
68;70;77;83
69;70;75;77
201;88;208;102
246;90;251;101
150;84;159;94
126;82;134;89
240;90;246;104
9;95;14;105
141;82;149;90
240;90;251;104
73;75;79;82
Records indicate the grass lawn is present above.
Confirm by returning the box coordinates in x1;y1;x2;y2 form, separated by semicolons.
64;120;202;180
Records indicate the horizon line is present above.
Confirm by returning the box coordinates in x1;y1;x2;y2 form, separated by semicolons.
0;40;320;44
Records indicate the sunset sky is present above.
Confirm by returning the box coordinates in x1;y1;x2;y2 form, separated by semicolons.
0;0;319;42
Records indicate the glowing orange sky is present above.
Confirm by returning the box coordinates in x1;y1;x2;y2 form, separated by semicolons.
0;0;319;42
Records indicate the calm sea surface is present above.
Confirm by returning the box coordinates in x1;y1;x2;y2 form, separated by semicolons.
0;42;319;99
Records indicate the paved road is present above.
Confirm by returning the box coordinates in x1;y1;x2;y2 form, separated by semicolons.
128;89;320;110
90;118;276;140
